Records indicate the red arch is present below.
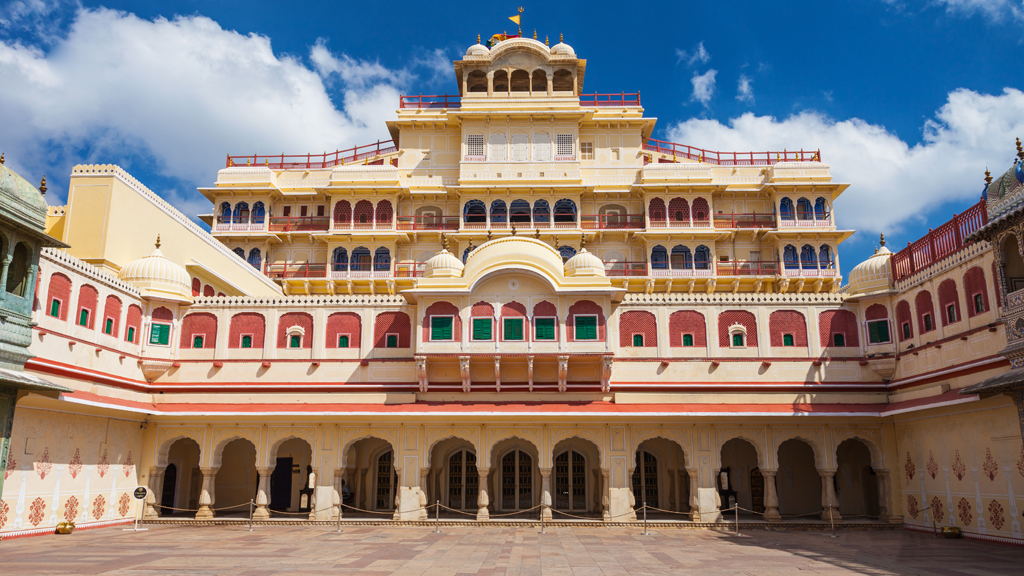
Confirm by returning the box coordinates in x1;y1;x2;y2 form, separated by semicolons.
46;272;71;320
769;310;807;347
229;313;265;348
76;284;98;329
181;313;217;349
938;279;961;326
326;312;361;348
374;311;411;348
567;300;605;342
102;295;122;336
896;300;913;341
964;266;990;317
423;301;461;342
277;312;313;348
619;310;657;347
915;291;935;333
669;310;706;347
125;305;142;342
819;310;859;347
718;310;757;347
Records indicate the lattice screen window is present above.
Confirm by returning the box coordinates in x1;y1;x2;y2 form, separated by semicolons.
466;134;484;157
556;134;574;157
580;142;594;160
512;134;529;161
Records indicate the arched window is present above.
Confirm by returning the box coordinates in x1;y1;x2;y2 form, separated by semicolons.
446;450;479;510
191;277;201;297
233;202;249;223
333;247;348;271
558;245;577;263
493;70;509;93
553;449;587;511
800;244;817;269
651;245;668;270
467;70;487;92
511;133;529;161
668;198;690;224
648;198;666;223
814;197;829;220
780;198;794;220
354;200;373;225
247;248;261;269
532;70;547;92
783;245;799;269
819;245;833;269
691;198;710;223
510;69;530;92
464;199;486;223
233;247;245;258
334;200;352;225
694;245;711;270
896;300;913;341
219;202;231;222
915;290;936;334
6;242;30;296
553;69;573;92
373;247;391;272
671;245;693;269
351;247;370;272
532;199;550;224
509;199;531;223
490;199;507;223
632;450;658;509
251;201;265;224
796;198;812;220
553;199;577;223
375;200;393;225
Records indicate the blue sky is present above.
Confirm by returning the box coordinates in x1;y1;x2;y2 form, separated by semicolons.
1;0;1023;273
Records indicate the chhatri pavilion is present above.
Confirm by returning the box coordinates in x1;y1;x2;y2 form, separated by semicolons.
1;36;1022;543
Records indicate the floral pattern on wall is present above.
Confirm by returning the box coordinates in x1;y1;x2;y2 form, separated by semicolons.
0;500;8;529
64;495;80;522
92;494;106;520
930;496;945;524
905;452;916;481
1017;446;1024;479
3;452;13;480
97;449;109;478
957;497;973;526
122;451;134;478
988;500;1005;531
982;448;999;481
951;450;966;481
926;451;938;480
118;493;131;517
28;497;45;526
906;495;919;519
68;448;82;479
35;447;51;480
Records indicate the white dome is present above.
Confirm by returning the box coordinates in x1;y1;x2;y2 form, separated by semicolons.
564;248;605;277
424;249;464;278
550;42;576;57
847;245;893;297
119;241;193;304
464;43;489;58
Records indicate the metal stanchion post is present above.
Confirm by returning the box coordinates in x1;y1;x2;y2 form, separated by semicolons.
642;502;649;536
828;506;837;538
336;502;342;533
539;504;547;534
735;505;739;537
434;500;441;534
248;499;254;532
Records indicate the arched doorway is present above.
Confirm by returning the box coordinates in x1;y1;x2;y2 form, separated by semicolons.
631;449;658;509
342;437;395;515
500;449;534;511
374;449;398;512
777;439;821;516
836;439;879;517
720;438;759;515
161;438;201;516
553;450;586;511
446;450;479;510
269;438;313;514
214;438;258;517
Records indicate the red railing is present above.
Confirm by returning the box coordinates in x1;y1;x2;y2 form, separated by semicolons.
394;261;426;277
226;140;397;169
717;261;781;276
581;214;645;230
580;93;641;107
712;213;777;229
265;263;327;279
605;262;649;277
268;216;330;232
400;94;462;109
643;138;820;166
891;198;988;282
396;216;460;231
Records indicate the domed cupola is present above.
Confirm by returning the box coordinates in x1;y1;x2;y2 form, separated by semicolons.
549;33;575;58
119;236;193;304
423;236;465;278
0;155;48;230
846;234;894;297
465;35;489;59
564;237;605;277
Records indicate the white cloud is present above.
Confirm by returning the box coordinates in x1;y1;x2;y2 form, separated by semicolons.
414;48;453;85
736;75;754;104
932;0;1024;21
665;88;1024;236
676;41;710;66
690;69;717;106
0;8;402;208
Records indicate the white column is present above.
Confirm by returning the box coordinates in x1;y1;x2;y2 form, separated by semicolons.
195;467;216;519
762;469;781;522
254;467;272;519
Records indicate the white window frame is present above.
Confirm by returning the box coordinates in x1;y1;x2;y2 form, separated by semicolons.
866;319;892;345
240;333;254;348
78;307;91;327
972;292;986;314
191;333;207;349
782;333;795;347
286;325;305;348
149;322;172;347
681;332;695;347
103;316;115;335
556;134;574;159
580;142;594;160
429;315;455;342
533;132;551;162
923;313;933;332
511;133;529;162
728;324;748;349
489;133;507;162
337;333;352;348
946;303;958;324
471;317;494;342
48;297;62;318
126;325;136;343
574;314;599;341
385;332;400;348
831;332;846;347
901;321;912;339
466;134;485;159
631;332;645;347
502;317;526;341
533;316;557;341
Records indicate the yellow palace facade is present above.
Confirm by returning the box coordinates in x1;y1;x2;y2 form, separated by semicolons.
2;37;1022;543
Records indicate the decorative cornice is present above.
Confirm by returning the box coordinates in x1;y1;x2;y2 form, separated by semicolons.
190;294;408;308
41;247;141;297
893;240;992;293
620;292;846;305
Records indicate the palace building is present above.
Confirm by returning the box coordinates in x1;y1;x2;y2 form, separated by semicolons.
1;37;1022;542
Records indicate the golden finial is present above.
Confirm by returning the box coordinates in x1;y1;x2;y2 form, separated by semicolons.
0;152;4;164
155;235;161;250
227;157;233;167
1017;137;1023;161
441;233;449;251
545;36;549;46
487;229;493;241
580;233;586;249
477;34;481;44
533;29;537;40
467;237;474;252
511;221;517;236
38;175;47;196
553;236;560;248
534;228;540;239
985;168;993;185
559;33;563;43
246;158;251;166
265;158;269;167
879;233;885;247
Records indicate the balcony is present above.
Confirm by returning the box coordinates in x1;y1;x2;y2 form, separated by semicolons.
269;216;330;232
266;262;327;279
331;220;395;232
647;218;712;229
605;262;650;277
579;93;641;107
226;140;397;169
581;214;645;230
717;261;780;276
214;218;266;232
642;138;821;166
266;262;417;280
713;213;777;229
890;199;987;282
780;262;838;277
400;94;462;109
778;215;833;228
397;216;460;231
462;218;579;230
651;264;716;278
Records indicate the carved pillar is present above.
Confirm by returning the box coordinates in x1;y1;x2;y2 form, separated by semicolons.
392;467;402;521
761;469;781;522
601;356;613;393
688;469;700;520
476;467;490;520
144;466;163;519
486;71;494;97
308;466;319;521
254;467;272;519
195;467;217;519
540;467;553;519
874;469;890;520
0;255;12;295
820;470;842;522
494;357;501;392
601;469;610;521
557;356;568;393
460;356;471;393
667;469;676;510
420;467;429;508
527;356;534;392
332;469;344;520
415;356;428;392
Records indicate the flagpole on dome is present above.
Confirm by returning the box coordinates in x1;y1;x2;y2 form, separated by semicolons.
510;7;523;37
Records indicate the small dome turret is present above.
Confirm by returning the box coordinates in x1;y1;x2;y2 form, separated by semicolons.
465;35;489;59
564;247;605;277
424;236;464;278
550;33;575;57
118;236;193;303
846;234;893;297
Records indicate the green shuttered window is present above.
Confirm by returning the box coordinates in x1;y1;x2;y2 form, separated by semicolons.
431;316;453;341
504;318;524;341
472;318;492;341
575;316;597;340
868;320;890;344
535;318;555;340
150;323;170;346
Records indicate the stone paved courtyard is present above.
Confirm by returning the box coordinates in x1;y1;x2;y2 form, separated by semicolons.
1;524;1021;575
